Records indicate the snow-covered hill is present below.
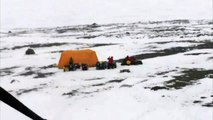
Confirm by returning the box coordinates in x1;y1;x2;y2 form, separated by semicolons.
1;0;212;29
0;20;213;120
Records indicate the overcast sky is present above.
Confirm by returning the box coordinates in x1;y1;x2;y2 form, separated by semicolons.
1;0;212;29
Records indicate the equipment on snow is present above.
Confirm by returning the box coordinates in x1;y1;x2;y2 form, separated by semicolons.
96;61;108;70
121;56;143;65
82;64;88;71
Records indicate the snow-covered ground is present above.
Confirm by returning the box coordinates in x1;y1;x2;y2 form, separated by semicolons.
1;0;212;29
0;20;213;120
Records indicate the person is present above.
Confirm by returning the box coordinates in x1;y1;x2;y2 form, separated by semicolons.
108;56;114;69
68;57;76;71
69;57;74;65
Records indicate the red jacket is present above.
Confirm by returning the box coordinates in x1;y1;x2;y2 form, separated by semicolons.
108;57;114;64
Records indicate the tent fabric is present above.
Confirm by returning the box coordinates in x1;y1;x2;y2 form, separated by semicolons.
58;49;98;68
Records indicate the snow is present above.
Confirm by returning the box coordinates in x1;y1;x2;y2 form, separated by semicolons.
1;21;213;120
0;2;213;119
1;0;212;29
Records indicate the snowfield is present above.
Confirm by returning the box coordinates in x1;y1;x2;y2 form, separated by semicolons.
0;20;213;120
1;0;212;29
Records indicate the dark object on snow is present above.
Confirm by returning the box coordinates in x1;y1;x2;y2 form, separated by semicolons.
150;86;168;91
207;74;213;78
107;56;117;69
63;63;81;72
0;87;46;120
63;66;69;72
121;56;143;66
10;80;16;84
120;69;131;73
134;61;143;65
63;64;76;72
96;61;116;70
25;48;35;55
90;23;100;28
40;64;57;69
8;31;12;34
96;61;108;70
81;64;88;71
69;64;77;71
75;63;81;69
107;62;117;69
126;32;130;35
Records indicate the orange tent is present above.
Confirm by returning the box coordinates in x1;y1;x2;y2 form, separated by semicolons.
58;49;98;68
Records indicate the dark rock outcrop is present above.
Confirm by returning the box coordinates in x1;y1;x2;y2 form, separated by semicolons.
25;48;35;55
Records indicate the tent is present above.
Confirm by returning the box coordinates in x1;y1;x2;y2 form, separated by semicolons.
58;49;98;68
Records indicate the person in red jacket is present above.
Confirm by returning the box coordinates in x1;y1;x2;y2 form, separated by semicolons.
108;56;114;69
